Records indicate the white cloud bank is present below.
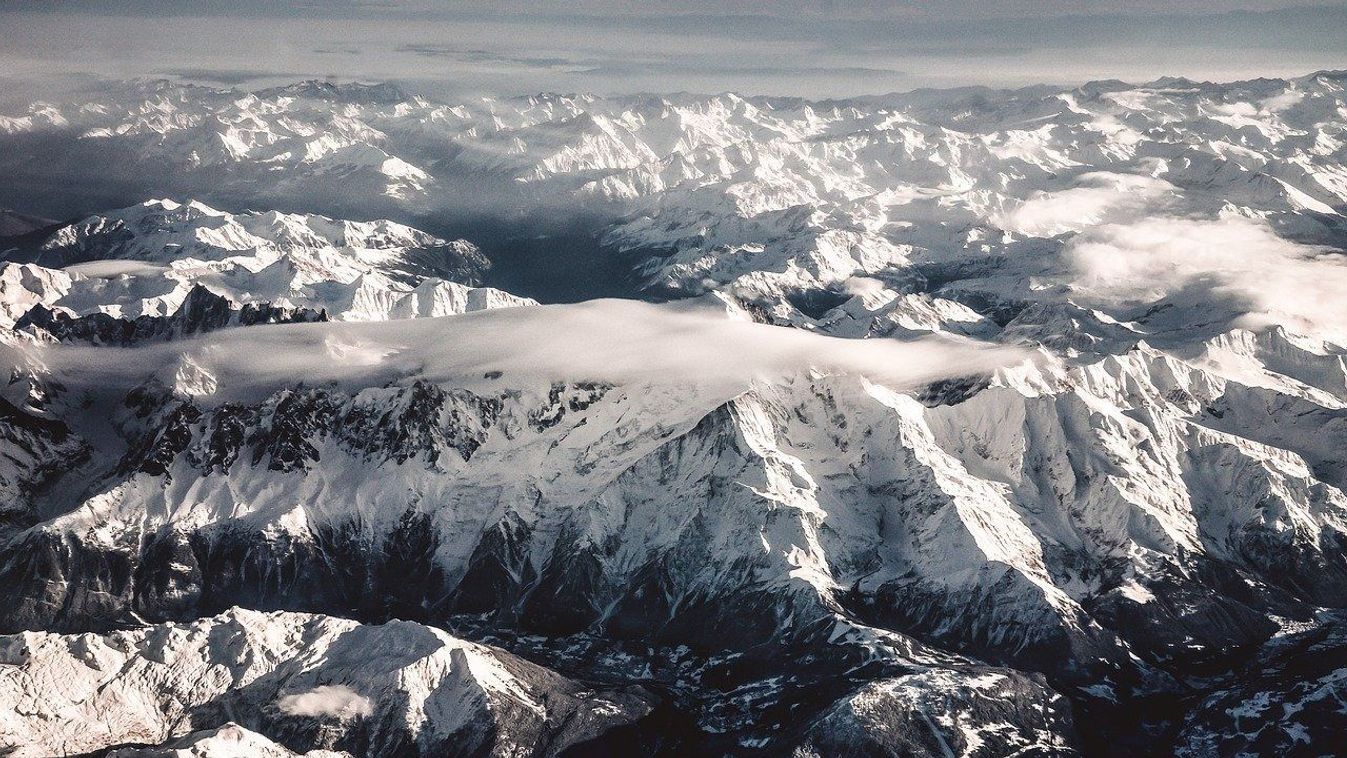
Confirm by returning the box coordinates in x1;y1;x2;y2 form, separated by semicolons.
994;172;1177;238
277;684;373;720
10;297;1029;406
1066;215;1347;342
990;167;1347;345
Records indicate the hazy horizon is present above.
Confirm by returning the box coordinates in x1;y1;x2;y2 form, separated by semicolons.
3;1;1345;105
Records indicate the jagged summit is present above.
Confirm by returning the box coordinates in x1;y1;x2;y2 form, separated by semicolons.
20;198;449;270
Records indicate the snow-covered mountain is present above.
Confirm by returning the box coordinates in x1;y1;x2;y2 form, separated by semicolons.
3;73;1345;307
1;74;1346;756
0;607;657;756
0;199;533;332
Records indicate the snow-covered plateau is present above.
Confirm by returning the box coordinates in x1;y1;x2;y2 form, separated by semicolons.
1;72;1347;756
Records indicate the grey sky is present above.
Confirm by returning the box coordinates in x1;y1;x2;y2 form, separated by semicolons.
2;1;1345;102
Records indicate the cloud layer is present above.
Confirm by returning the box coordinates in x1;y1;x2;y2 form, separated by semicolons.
995;172;1178;238
2;4;1345;100
12;297;1028;406
1066;214;1347;342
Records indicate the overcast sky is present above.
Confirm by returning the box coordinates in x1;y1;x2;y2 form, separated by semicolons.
2;1;1345;102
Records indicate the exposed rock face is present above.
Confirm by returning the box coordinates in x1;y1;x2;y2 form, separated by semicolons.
0;394;90;534
1175;613;1347;757
3;344;1346;752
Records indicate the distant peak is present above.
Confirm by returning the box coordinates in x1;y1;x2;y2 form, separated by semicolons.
260;80;412;105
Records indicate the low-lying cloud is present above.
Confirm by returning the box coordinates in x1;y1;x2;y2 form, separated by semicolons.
992;167;1347;345
277;684;373;719
995;171;1177;238
11;297;1029;406
1066;214;1347;342
841;276;888;297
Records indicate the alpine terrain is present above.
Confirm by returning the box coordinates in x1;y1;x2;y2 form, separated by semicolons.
1;70;1346;756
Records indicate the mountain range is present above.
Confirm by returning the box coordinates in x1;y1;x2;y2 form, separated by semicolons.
1;72;1346;756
